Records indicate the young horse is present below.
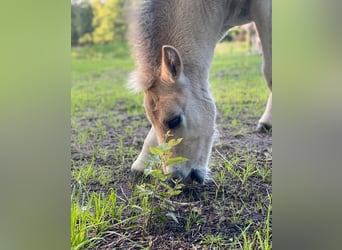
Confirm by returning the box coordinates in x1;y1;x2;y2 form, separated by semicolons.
129;0;272;184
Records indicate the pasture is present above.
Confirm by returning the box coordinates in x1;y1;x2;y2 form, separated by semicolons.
71;42;272;249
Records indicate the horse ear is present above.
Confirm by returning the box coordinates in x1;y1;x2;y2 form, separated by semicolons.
161;45;183;82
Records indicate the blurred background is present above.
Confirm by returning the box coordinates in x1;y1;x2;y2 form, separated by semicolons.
71;0;128;46
71;0;261;53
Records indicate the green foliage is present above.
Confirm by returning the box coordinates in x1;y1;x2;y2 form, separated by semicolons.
72;0;127;46
71;188;128;249
134;133;187;234
91;0;127;44
72;154;96;186
238;195;272;250
149;133;188;173
201;233;229;249
221;25;243;42
71;1;94;46
71;43;131;60
71;188;102;250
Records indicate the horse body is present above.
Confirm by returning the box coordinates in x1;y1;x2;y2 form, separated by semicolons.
130;0;272;183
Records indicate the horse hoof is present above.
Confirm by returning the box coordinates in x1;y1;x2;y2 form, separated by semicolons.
256;123;272;133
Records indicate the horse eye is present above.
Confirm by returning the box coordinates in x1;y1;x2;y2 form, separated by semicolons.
167;115;182;129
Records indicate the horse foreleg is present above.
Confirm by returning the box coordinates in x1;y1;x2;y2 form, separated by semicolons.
257;92;272;132
131;127;158;173
251;0;272;133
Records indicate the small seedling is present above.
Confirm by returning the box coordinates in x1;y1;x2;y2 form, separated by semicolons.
134;132;187;234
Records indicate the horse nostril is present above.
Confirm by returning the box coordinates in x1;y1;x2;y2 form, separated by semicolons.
190;169;204;184
170;170;191;184
170;169;204;185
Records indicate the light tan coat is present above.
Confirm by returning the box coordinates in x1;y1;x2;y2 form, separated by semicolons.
130;0;272;183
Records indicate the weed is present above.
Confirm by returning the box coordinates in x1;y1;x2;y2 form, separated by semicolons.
97;166;112;186
185;207;203;234
224;161;239;179
201;233;228;249
256;195;272;250
241;161;257;185
88;192;111;232
71;189;102;250
228;202;243;226
256;164;272;182
73;155;96;186
237;195;272;250
77;131;88;145
134;132;187;234
124;125;133;136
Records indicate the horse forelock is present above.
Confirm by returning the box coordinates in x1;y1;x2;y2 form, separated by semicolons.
127;68;157;92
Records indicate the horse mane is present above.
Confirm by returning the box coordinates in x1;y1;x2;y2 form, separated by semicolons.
128;0;249;92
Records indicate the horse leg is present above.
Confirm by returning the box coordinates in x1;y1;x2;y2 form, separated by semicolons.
257;92;272;132
131;127;158;173
251;0;272;133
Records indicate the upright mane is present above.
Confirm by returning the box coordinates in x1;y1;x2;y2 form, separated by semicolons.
129;0;249;91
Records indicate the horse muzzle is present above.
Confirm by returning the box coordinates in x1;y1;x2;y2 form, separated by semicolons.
170;168;205;184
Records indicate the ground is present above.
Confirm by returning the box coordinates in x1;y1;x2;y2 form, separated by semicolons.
71;42;272;249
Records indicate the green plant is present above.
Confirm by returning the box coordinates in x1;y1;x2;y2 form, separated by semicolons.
185;207;203;234
237;195;272;250
73;155;96;186
241;161;257;185
201;233;228;249
97;166;112;186
228;202;243;226
256;196;272;250
71;189;102;250
134;132;187;234
224;161;239;179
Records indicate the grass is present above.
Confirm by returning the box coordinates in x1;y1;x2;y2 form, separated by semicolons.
71;42;272;249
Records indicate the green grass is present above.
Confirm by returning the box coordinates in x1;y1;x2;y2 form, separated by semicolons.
71;42;272;249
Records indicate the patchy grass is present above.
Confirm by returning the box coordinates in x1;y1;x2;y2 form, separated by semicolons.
71;42;272;249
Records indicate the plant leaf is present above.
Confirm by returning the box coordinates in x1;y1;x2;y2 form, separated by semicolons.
149;146;163;155
167;138;183;147
166;212;179;224
168;190;183;196
158;143;171;152
166;157;188;166
143;167;153;177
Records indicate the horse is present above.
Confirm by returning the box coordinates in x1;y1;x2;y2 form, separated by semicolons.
129;0;272;184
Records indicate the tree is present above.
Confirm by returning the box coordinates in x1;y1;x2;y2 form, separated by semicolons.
91;0;127;44
71;1;94;46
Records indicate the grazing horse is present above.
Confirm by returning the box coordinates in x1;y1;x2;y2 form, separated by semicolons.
129;0;272;184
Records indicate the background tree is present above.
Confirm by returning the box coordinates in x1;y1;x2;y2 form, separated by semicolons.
91;0;127;45
71;1;94;46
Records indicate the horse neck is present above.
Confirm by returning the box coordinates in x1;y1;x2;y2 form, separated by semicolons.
183;49;215;90
136;0;231;89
